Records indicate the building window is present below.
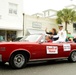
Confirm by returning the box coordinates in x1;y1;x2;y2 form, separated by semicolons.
7;31;16;41
0;30;5;41
44;12;49;17
73;23;76;33
32;22;42;29
9;3;18;15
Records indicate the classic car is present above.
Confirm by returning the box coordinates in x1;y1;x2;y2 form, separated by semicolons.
0;34;76;69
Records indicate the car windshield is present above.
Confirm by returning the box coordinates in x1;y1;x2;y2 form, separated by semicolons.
20;34;41;42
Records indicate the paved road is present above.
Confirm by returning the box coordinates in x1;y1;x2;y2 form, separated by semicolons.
0;60;76;75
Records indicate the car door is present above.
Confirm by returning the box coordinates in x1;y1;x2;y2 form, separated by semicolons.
30;42;47;59
30;42;65;60
41;42;64;59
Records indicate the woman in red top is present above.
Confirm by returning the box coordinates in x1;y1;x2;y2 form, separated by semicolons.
45;35;52;42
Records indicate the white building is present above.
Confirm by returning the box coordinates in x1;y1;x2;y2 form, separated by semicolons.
41;5;76;36
0;0;23;41
23;14;58;36
43;9;57;18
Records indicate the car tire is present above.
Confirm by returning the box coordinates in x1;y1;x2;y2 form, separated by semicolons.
68;51;76;62
9;52;28;69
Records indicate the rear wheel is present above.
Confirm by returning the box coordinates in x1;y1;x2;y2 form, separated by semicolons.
68;51;76;62
9;52;28;69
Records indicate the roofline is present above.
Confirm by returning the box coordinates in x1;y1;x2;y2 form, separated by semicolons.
43;9;57;12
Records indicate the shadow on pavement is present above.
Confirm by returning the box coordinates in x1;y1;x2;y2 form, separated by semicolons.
0;59;74;70
0;63;12;70
26;59;70;68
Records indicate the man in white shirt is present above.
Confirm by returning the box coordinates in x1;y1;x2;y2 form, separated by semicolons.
53;24;67;43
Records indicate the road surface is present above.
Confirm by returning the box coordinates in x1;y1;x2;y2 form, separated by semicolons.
0;60;76;75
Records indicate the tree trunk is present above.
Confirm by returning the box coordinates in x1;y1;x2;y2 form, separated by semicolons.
65;22;68;33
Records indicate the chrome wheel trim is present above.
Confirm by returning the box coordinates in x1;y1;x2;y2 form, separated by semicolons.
14;54;25;68
71;52;76;62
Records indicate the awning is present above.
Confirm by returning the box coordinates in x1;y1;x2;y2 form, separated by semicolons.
27;29;46;35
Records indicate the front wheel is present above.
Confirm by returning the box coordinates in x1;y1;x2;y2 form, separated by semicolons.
68;51;76;62
9;52;28;69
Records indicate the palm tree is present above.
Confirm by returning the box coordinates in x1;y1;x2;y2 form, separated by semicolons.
56;8;76;32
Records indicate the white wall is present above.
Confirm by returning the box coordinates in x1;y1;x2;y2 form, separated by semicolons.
0;0;23;30
17;30;23;37
24;15;58;35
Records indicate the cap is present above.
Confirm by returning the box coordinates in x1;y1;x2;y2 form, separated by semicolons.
58;24;63;27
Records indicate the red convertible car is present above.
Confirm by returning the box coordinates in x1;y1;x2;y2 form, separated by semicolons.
0;34;76;69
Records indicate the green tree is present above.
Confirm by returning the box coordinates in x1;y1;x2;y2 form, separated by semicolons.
56;8;76;32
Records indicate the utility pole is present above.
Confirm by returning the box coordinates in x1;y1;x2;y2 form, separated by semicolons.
23;13;25;36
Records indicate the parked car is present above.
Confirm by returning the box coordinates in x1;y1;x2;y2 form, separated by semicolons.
0;34;76;69
13;37;23;41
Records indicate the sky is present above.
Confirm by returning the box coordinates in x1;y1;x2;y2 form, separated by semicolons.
23;0;76;15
